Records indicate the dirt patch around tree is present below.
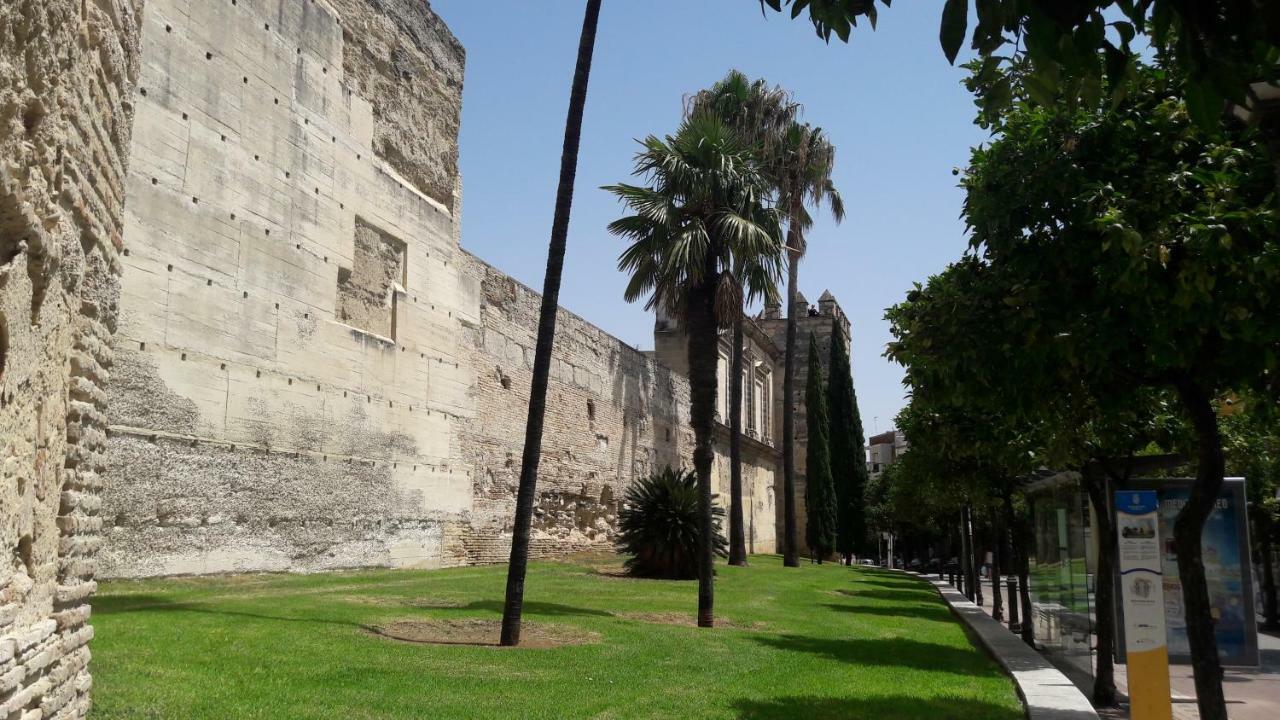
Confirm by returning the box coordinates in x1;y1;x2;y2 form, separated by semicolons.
619;612;769;631
366;618;600;648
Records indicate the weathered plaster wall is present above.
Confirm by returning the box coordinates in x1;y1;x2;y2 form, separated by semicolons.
457;254;695;562
327;0;463;211
1;0;141;716
103;0;474;577
459;257;780;562
104;0;783;579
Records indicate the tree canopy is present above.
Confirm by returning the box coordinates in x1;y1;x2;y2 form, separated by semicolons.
760;0;1280;128
883;60;1279;719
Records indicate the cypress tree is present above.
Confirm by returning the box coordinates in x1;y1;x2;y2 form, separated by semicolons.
827;319;867;563
804;333;838;561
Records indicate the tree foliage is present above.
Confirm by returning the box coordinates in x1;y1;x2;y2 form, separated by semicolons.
885;60;1279;719
827;319;867;558
760;0;1280;128
607;112;784;322
804;333;839;559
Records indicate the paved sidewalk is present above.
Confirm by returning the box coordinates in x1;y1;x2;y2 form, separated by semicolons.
906;572;1099;720
970;578;1280;719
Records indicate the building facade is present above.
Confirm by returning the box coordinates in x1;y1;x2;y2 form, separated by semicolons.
868;429;907;475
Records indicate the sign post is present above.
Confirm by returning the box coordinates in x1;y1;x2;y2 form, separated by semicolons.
1116;490;1172;720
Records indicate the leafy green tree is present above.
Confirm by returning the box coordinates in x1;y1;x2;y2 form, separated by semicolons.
957;64;1278;720
617;467;728;579
804;333;838;561
759;0;1280;129
606;113;784;627
827;319;866;563
884;220;1196;705
690;71;798;566
502;0;602;648
777;124;844;567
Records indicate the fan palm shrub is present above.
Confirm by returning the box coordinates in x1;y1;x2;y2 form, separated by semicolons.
617;467;728;579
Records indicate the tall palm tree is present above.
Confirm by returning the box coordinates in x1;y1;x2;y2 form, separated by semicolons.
689;71;798;565
777;124;843;567
606;112;784;626
501;0;603;648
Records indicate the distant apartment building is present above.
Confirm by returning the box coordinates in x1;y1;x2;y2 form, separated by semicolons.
868;430;908;475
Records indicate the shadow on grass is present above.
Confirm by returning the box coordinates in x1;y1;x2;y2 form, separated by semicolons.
94;594;203;614
838;587;940;603
733;695;1027;720
433;599;613;618
750;634;999;677
92;594;362;628
95;593;611;627
821;602;953;622
849;574;933;588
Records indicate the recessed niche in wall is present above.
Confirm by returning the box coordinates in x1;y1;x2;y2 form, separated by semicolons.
336;217;407;340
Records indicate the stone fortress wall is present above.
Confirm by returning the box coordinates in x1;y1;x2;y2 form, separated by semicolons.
101;0;474;577
1;0;142;717
99;0;796;578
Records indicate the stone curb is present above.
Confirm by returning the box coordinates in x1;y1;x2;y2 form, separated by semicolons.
900;570;1100;720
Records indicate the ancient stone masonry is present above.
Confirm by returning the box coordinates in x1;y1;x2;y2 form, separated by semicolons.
456;254;695;563
102;0;827;578
103;0;473;577
1;0;142;717
326;0;464;211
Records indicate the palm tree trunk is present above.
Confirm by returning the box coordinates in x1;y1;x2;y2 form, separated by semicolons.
1172;377;1228;720
728;311;748;566
1082;465;1117;707
781;235;801;568
688;264;720;628
500;0;602;648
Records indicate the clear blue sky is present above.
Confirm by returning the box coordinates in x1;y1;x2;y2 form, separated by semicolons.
433;0;989;438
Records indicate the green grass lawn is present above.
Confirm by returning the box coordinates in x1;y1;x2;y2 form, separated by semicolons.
91;554;1023;719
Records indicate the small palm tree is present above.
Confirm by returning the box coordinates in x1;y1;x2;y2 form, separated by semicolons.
689;71;797;566
605;112;784;627
617;467;728;579
777;123;844;567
